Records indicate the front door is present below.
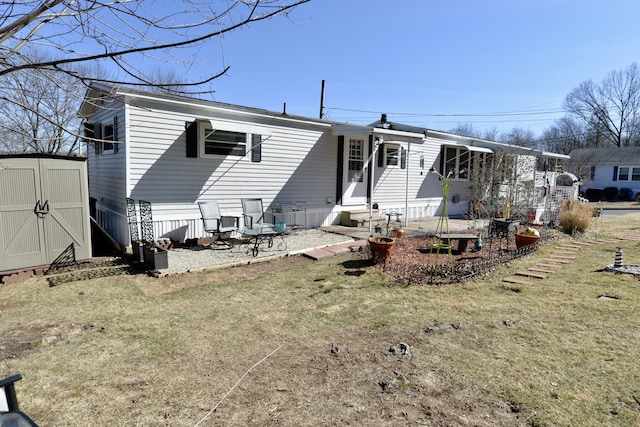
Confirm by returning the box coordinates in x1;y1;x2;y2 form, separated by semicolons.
342;137;368;206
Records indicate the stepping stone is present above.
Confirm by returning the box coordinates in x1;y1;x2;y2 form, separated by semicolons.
537;262;563;269
556;246;579;252
528;267;555;274
572;241;594;246
544;258;570;264
503;277;534;286
549;254;576;260
516;271;547;279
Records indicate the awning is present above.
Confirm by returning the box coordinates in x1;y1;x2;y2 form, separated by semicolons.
194;118;272;137
444;142;493;153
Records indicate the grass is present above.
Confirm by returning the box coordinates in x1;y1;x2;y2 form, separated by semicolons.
1;213;640;426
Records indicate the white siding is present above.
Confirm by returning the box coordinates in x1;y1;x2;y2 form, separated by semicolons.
86;99;128;243
98;97;338;246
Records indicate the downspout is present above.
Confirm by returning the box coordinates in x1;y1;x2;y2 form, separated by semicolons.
369;136;382;235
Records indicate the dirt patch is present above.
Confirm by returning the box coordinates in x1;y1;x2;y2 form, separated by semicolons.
133;255;314;297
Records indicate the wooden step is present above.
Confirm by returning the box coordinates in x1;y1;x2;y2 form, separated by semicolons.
528;267;555;274
516;271;547;279
503;277;535;286
536;262;563;269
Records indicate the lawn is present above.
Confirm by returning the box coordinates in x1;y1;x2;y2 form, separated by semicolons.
1;213;640;426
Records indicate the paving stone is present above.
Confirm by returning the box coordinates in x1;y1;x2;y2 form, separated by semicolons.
536;263;563;269
528;267;555;274
516;271;547;279
544;258;570;264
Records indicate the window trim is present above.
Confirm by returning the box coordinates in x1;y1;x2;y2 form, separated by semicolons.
384;144;400;167
617;165;640;181
102;122;115;153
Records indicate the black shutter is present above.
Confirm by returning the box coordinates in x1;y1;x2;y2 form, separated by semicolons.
336;136;344;205
186;121;198;157
400;146;407;169
377;143;384;167
251;134;262;162
439;146;445;175
94;123;102;155
113;116;119;154
613;166;618;181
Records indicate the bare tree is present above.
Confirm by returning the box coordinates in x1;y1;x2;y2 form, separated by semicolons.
500;127;538;149
0;47;109;154
539;116;587;155
0;0;310;153
563;63;640;147
448;123;499;141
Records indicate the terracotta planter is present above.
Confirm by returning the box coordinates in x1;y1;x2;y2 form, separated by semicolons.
369;237;395;259
515;233;539;248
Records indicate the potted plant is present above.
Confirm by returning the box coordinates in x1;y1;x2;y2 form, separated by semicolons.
515;227;540;248
368;236;395;259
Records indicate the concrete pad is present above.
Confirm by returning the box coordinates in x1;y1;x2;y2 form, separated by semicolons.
303;248;338;260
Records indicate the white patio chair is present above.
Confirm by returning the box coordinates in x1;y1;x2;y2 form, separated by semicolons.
241;198;272;229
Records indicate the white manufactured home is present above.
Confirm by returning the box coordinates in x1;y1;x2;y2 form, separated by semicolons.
79;84;568;251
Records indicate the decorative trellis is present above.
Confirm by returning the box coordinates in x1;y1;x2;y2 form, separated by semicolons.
125;198;140;243
138;200;155;249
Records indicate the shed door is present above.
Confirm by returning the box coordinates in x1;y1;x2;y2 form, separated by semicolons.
0;158;91;271
0;159;47;270
40;158;91;264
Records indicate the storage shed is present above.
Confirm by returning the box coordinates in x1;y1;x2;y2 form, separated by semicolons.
0;154;92;272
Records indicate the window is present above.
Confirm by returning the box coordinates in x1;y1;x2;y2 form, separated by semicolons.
203;128;247;156
443;146;469;179
102;123;115;153
385;146;399;166
618;167;630;181
632;167;640;181
441;146;490;180
348;138;364;182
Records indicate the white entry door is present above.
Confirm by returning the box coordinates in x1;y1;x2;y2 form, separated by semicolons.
342;137;368;206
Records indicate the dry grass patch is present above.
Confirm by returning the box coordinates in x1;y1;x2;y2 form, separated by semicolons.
2;213;640;426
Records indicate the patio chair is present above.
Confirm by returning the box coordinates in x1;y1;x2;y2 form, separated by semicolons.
198;201;240;249
241;198;272;229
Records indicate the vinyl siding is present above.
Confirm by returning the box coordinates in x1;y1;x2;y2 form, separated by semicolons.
119;98;337;243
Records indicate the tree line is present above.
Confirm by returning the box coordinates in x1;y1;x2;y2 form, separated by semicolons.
0;1;636;156
451;63;640;155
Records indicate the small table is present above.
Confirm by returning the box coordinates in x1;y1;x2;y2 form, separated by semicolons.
435;233;479;252
242;224;288;256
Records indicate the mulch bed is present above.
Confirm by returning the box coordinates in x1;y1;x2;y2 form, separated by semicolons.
371;233;544;285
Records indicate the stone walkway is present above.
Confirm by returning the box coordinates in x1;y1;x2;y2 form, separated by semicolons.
502;236;640;286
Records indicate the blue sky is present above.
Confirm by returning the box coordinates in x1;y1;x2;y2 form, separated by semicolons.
180;0;640;136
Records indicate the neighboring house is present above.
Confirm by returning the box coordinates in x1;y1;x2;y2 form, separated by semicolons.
567;147;640;200
79;83;568;251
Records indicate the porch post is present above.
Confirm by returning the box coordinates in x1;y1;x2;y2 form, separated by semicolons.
369;136;382;235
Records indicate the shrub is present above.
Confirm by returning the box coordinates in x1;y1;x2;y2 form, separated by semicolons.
603;186;619;200
559;199;593;234
619;187;633;201
585;188;602;202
